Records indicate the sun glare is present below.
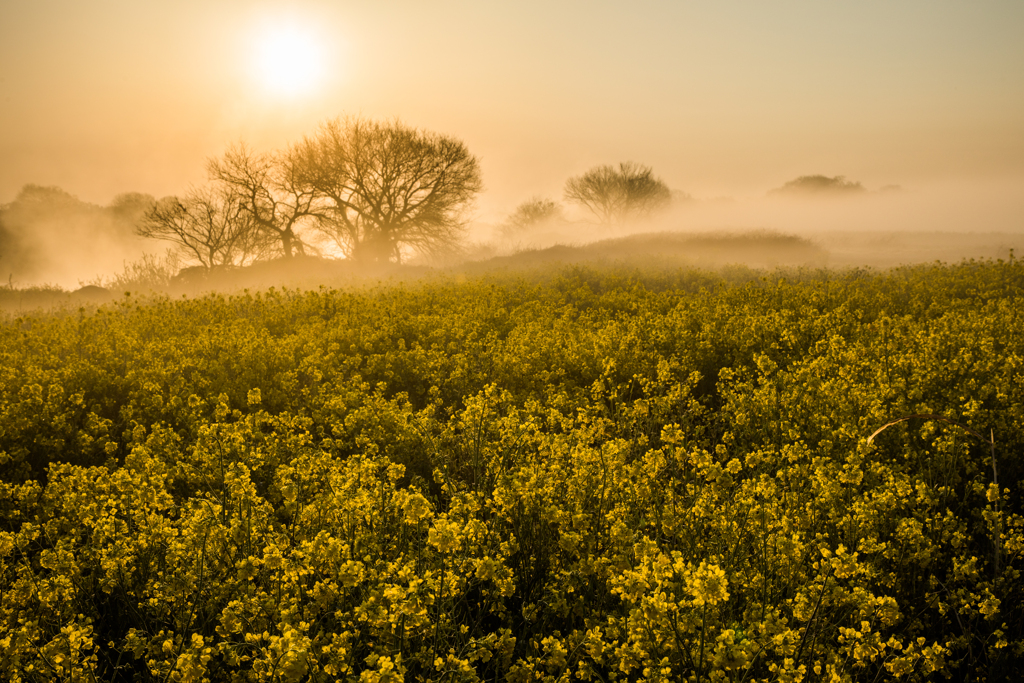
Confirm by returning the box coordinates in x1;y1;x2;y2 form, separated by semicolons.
254;24;325;98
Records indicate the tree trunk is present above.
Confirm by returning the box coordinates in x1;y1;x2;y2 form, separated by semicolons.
355;233;393;264
281;230;294;259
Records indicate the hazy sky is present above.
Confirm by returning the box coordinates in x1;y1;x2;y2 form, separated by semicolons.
2;0;1022;221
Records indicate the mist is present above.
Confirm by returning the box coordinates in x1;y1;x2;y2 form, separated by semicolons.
2;1;1020;290
0;185;152;289
2;170;1021;294
474;174;1024;269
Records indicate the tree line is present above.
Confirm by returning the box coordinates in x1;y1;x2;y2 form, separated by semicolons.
141;117;678;270
0;115;709;279
139;117;483;269
2;113;881;284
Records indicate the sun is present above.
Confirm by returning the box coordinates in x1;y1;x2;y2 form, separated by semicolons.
253;23;326;98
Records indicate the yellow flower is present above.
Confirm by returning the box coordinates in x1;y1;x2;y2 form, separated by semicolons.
428;517;462;554
402;492;433;524
986;483;1000;503
687;561;730;606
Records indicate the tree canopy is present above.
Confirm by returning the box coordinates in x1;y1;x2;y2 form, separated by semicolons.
564;162;671;226
498;197;564;240
134;119;482;268
208;144;321;260
293;117;482;264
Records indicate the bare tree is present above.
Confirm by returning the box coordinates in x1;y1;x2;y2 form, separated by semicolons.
138;185;267;269
292;117;482;264
564;162;671;226
498;197;564;240
209;144;322;259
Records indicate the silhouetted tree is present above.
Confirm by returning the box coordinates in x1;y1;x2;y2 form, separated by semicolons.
292;117;482;264
564;162;671;226
138;186;268;269
498;197;564;239
209;144;321;259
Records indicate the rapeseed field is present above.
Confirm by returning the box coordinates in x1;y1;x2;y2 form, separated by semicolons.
1;261;1021;681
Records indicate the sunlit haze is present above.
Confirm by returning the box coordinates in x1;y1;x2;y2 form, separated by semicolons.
0;1;1022;285
251;19;328;98
3;4;1023;675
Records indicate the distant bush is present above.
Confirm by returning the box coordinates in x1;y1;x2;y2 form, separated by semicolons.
104;251;182;293
497;197;566;241
771;174;867;195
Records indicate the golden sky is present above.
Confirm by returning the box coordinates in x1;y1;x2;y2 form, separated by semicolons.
1;0;1022;221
